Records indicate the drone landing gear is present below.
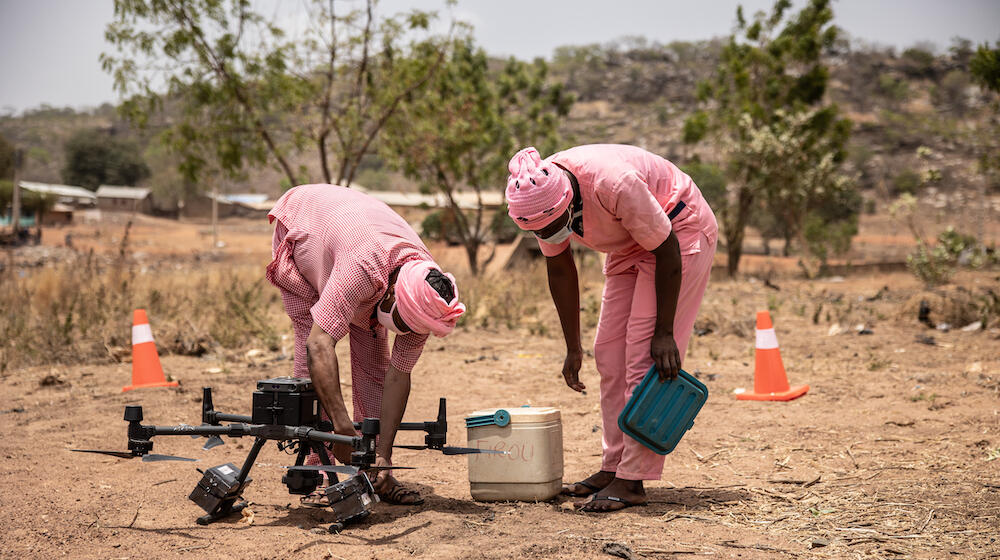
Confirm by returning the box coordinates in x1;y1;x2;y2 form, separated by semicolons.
196;499;249;525
189;436;267;524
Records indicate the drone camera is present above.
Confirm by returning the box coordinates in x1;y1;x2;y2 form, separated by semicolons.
189;463;252;514
252;377;321;426
282;467;323;495
324;473;378;525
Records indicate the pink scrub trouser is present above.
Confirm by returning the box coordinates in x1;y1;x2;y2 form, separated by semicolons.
594;232;716;480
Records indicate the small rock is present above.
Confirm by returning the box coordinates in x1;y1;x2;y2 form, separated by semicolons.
602;542;638;560
968;362;983;374
591;425;601;433
810;538;830;549
827;323;844;336
39;375;66;387
310;527;327;535
961;321;982;332
935;323;951;332
245;348;265;359
915;334;936;346
205;367;223;374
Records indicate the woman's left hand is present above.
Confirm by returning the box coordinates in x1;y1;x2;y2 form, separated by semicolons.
650;330;681;381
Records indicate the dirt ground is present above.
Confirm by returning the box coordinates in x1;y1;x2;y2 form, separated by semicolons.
2;216;999;559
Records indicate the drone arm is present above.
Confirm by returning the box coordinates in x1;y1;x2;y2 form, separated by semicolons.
201;387;253;424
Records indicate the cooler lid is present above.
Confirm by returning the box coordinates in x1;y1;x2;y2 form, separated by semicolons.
466;406;560;424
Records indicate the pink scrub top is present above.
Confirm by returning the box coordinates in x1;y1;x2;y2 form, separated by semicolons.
266;184;431;375
538;144;718;275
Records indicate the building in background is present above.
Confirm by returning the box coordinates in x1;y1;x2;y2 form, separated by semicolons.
95;185;153;214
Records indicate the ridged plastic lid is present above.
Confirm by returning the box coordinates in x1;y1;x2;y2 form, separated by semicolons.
466;406;560;423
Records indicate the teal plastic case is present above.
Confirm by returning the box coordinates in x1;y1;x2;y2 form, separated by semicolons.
617;366;708;455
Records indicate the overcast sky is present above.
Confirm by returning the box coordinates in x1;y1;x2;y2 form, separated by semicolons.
1;0;998;115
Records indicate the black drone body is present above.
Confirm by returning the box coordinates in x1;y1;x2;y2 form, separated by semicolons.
73;377;499;530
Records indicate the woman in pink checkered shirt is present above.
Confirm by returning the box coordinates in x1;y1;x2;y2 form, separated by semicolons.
267;184;465;506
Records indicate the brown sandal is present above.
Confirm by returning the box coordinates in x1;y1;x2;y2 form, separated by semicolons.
300;489;331;508
379;483;424;505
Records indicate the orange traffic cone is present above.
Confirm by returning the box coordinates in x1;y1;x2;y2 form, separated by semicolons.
122;309;178;392
736;311;808;401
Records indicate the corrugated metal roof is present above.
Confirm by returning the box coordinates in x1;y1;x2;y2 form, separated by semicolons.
19;181;97;200
354;186;503;209
96;185;151;199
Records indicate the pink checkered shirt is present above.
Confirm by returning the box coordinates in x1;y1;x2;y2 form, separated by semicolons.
266;184;431;377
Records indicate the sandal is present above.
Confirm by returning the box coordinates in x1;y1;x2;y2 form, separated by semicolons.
561;480;602;497
300;489;331;508
378;483;424;505
579;495;644;513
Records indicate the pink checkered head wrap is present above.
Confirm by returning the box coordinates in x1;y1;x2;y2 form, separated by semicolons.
395;260;466;337
505;147;572;230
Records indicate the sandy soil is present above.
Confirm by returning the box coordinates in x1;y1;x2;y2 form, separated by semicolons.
2;252;999;559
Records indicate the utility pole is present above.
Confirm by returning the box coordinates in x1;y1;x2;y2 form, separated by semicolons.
11;148;23;235
211;187;218;249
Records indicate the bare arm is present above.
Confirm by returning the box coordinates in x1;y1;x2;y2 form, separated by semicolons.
650;231;683;380
546;247;585;392
375;365;410;461
305;323;355;463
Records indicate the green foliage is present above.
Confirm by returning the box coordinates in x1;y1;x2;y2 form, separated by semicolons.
0;134;14;179
877;73;910;106
891;169;922;195
62;128;150;189
382;38;573;274
683;0;855;276
969;41;1000;92
907;227;995;287
901;46;937;78
680;161;726;210
420;209;462;245
933;69;971;114
102;0;453;189
682;111;709;144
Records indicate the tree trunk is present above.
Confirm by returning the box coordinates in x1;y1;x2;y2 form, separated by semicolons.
465;241;479;276
725;187;754;277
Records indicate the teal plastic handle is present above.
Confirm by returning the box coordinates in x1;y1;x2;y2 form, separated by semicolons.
465;409;511;428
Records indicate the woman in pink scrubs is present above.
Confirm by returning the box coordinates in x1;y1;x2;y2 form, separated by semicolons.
505;145;718;512
267;184;466;505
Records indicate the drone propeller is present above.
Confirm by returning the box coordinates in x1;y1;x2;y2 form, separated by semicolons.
394;444;509;456
283;464;415;476
71;449;197;462
202;435;225;451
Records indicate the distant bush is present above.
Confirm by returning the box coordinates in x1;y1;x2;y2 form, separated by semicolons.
907;226;997;287
891;169;922;195
680;161;726;210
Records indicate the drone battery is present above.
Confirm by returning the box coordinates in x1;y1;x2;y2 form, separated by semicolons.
324;473;378;525
252;377;320;426
189;463;250;513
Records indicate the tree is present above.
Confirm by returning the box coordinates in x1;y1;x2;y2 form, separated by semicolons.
102;0;453;189
970;41;1000;92
683;0;855;276
382;39;573;274
62;128;151;189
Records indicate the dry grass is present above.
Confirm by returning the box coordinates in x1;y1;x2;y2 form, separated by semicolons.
0;223;283;372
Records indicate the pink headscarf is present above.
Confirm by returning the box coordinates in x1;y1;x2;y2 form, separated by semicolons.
505;147;572;230
395;260;466;337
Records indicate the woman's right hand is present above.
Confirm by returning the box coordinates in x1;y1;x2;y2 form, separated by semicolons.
331;415;357;464
562;349;586;392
